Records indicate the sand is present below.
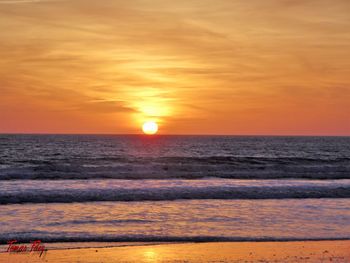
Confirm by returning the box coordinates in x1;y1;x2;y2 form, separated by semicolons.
0;240;349;262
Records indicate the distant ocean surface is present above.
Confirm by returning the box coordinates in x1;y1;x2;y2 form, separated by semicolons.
1;135;350;244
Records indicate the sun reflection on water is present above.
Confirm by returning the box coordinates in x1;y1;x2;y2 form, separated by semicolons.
144;249;157;262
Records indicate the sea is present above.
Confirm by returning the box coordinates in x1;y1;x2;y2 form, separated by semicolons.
0;135;350;247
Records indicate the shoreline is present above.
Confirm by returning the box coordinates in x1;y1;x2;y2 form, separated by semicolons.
0;240;349;262
1;237;350;250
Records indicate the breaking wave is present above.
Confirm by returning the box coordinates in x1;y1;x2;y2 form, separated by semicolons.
1;156;350;180
1;235;349;244
1;179;350;204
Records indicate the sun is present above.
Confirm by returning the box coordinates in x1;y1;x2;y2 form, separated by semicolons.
142;121;158;135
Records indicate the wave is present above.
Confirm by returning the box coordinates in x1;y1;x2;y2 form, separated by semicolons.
1;156;350;180
1;183;350;204
0;235;349;244
46;219;155;226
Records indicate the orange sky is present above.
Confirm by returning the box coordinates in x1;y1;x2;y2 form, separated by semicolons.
0;0;349;135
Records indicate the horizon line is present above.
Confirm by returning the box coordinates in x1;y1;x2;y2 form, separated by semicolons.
0;132;349;137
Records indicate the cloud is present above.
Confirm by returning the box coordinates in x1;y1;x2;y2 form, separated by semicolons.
0;0;349;134
0;0;60;3
0;0;68;5
77;100;138;114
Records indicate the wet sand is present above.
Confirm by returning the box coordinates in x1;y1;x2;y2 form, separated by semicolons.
0;240;349;262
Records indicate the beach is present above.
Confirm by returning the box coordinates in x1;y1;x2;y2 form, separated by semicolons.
1;240;349;262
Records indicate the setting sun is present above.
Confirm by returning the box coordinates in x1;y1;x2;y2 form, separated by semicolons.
142;121;158;135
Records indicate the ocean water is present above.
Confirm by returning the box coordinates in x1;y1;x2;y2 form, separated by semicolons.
0;135;350;244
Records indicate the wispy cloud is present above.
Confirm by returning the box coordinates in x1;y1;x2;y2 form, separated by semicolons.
0;0;60;3
0;0;349;134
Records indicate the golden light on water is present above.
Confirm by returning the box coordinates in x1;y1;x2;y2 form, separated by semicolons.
143;249;158;262
142;121;158;135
